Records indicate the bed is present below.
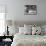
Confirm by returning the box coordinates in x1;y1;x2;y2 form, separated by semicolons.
11;33;46;46
11;21;46;46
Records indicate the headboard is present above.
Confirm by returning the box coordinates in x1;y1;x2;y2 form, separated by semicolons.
6;20;46;27
15;21;46;27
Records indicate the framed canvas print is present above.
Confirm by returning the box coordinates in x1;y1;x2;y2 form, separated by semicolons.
24;5;37;15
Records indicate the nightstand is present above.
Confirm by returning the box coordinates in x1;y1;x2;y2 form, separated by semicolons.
0;36;13;46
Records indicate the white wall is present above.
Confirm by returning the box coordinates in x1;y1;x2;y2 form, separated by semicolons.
0;0;46;22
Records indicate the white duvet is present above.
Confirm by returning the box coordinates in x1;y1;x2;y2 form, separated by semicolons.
11;33;46;46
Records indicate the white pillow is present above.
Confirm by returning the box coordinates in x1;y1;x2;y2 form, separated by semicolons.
24;24;32;35
19;27;32;35
32;26;41;35
42;25;46;33
41;25;45;35
8;26;19;36
24;24;32;29
24;27;32;35
19;27;25;34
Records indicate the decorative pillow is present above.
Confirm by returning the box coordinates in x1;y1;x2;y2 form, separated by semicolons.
32;26;41;35
19;27;32;35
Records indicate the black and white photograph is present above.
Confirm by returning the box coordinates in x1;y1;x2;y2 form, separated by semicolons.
24;5;37;15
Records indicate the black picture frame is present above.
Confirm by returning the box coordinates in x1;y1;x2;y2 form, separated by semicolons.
24;5;37;15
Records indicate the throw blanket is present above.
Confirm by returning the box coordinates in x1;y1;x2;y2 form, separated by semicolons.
11;33;46;46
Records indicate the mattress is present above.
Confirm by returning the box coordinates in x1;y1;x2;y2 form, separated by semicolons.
11;33;46;46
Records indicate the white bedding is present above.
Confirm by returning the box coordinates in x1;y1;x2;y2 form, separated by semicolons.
11;33;46;46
